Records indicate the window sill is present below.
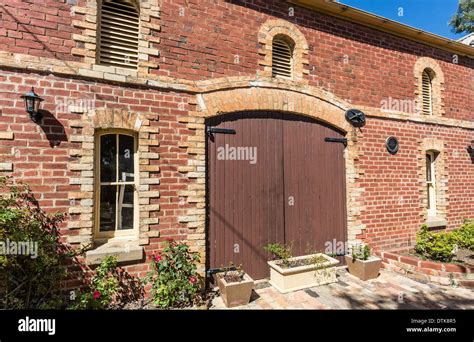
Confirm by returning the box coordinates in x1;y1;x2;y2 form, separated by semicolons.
85;238;143;265
426;217;447;229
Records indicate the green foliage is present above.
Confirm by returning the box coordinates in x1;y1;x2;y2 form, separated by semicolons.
415;222;474;262
351;244;370;261
449;0;474;34
69;256;120;310
0;176;67;309
451;220;474;250
143;239;201;309
264;243;292;267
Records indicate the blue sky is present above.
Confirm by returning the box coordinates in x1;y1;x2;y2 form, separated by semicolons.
339;0;463;40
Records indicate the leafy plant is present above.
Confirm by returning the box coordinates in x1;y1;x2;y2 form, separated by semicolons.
351;244;371;261
0;176;67;309
414;224;471;262
69;256;120;310
143;239;201;309
264;243;292;267
451;220;474;251
220;263;245;283
449;0;474;34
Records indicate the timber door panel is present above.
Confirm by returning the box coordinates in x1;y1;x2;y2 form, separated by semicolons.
207;111;347;280
282;116;347;258
207;112;285;280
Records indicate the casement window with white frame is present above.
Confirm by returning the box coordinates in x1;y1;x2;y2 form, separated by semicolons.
95;130;139;240
426;151;437;218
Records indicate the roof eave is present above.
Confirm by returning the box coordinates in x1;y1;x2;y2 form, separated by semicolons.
288;0;474;59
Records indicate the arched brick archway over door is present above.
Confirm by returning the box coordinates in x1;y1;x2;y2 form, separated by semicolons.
206;111;347;279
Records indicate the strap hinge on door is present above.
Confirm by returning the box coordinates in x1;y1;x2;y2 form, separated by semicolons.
325;137;348;147
206;127;236;135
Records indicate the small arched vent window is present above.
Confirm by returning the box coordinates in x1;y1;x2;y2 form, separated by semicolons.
98;0;139;69
272;36;293;78
421;69;433;115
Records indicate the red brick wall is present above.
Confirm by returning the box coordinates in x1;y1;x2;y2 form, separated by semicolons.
0;0;80;61
157;0;473;121
0;0;473;283
0;69;195;280
357;118;474;251
1;0;472;120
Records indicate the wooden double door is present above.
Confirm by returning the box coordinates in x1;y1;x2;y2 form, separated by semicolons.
207;111;347;279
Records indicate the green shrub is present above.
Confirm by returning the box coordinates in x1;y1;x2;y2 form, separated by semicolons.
451;220;474;251
69;256;120;310
351;244;370;261
0;176;67;309
414;222;474;262
143;239;201;309
264;243;292;267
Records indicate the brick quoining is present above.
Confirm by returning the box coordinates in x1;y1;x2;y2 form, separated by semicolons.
0;0;473;285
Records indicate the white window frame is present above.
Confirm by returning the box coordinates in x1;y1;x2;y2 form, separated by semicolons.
94;129;139;240
426;151;437;217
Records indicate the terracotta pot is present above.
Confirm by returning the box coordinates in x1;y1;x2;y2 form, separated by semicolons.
267;254;339;293
345;255;382;281
216;273;254;308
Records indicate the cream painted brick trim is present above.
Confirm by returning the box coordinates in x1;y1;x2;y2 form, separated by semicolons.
413;57;445;116
71;0;160;76
418;138;448;223
257;19;310;81
67;108;160;248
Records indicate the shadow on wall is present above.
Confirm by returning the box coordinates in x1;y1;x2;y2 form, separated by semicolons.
467;146;474;163
38;110;68;148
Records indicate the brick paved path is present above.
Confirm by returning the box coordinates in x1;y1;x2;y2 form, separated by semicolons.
210;269;474;309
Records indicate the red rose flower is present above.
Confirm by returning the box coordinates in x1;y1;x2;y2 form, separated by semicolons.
189;276;197;284
93;291;101;300
154;254;162;262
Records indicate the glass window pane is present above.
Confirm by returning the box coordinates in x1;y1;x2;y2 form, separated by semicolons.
118;185;134;230
119;135;135;182
100;135;117;183
99;185;116;232
425;154;432;182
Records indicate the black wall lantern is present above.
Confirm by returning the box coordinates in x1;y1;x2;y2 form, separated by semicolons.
21;87;43;123
345;109;366;128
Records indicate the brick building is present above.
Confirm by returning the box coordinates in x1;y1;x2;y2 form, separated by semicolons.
0;0;473;282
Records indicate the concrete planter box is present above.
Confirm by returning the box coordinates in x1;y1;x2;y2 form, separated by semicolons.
216;273;254;308
345;255;382;281
268;254;339;293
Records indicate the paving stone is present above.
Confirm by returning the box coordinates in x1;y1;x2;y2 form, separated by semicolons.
210;269;474;310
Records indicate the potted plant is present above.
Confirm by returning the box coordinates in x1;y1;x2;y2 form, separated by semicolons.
215;264;254;308
264;243;339;293
345;244;382;281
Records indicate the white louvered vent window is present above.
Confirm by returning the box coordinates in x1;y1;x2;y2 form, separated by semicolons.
421;69;433;115
272;38;293;78
99;0;139;69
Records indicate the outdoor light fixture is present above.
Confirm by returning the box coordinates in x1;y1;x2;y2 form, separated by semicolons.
345;109;366;127
20;87;43;123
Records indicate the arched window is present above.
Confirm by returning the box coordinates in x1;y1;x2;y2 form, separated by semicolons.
421;69;434;115
98;0;140;69
272;36;294;78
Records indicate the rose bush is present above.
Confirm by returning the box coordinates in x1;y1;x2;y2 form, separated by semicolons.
143;239;202;309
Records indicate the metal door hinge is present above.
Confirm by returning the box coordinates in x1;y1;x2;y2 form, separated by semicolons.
325;137;348;147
